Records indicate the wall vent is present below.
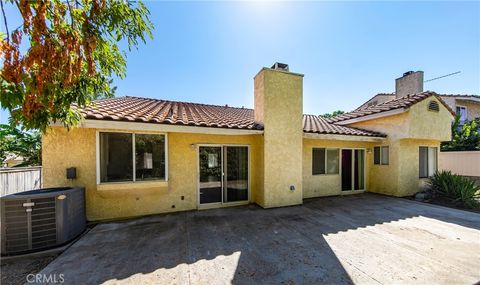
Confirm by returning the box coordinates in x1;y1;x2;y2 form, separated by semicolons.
428;100;440;112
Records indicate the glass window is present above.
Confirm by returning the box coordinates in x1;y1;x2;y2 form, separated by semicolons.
99;132;166;183
374;146;389;165
374;147;381;165
312;148;325;175
381;146;389;165
419;146;437;178
428;147;438;177
100;133;133;183
326;149;339;174
312;148;339;175
135;134;166;181
456;106;467;123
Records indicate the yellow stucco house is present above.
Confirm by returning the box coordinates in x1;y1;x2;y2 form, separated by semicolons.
42;63;454;221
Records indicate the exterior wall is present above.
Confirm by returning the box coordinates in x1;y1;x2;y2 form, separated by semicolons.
440;96;456;112
398;139;440;196
302;139;376;198
456;99;480;121
408;97;452;141
43;127;262;221
349;97;452;196
254;68;304;208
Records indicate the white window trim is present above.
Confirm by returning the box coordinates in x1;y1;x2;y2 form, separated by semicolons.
312;148;339;175
374;146;389;165
96;130;168;184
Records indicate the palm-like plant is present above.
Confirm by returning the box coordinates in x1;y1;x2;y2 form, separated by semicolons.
429;170;480;209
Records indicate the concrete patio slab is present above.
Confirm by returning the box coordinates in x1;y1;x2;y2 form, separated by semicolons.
37;194;480;284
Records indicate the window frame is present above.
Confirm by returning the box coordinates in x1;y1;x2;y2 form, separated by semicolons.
373;146;389;165
419;146;437;178
96;131;168;184
456;105;468;123
312;147;339;175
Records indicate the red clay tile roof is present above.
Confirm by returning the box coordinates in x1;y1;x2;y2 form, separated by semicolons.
76;96;386;137
76;96;262;130
303;115;386;137
327;91;455;124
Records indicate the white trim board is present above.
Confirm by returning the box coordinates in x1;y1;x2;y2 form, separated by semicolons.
77;120;264;136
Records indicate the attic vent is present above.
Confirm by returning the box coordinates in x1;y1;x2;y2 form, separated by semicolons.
428;100;440;112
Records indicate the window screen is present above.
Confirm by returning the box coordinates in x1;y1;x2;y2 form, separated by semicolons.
135;134;166;181
326;149;339;174
428;147;438;177
419;147;429;178
381;146;389;165
312;148;325;175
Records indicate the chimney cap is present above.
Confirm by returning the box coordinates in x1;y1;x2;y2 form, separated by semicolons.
271;62;289;72
403;71;415;77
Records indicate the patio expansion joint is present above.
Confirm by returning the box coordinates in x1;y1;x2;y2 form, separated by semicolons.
184;211;193;285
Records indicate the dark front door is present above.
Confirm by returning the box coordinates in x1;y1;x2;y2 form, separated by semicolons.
342;149;365;191
341;149;353;191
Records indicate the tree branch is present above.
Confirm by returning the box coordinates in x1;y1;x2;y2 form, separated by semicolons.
0;0;9;43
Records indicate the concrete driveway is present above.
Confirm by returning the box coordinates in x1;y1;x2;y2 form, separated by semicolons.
38;194;480;284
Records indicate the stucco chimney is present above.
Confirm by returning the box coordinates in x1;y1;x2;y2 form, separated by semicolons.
395;71;424;98
254;63;304;208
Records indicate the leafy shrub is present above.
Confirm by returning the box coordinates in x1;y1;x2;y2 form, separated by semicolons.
428;170;480;209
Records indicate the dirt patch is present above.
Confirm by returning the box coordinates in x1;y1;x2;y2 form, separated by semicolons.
408;195;480;214
1;253;59;285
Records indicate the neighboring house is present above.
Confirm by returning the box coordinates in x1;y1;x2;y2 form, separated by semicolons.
357;71;479;124
2;154;24;168
42;63;453;221
438;95;480;124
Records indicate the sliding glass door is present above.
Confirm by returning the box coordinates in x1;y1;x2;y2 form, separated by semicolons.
199;145;249;206
224;146;249;203
341;149;365;191
199;147;223;204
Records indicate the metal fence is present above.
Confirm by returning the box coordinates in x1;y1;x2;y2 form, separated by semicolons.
438;151;480;177
0;166;42;197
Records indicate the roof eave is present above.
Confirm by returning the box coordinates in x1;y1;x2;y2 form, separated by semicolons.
303;132;386;142
57;119;265;135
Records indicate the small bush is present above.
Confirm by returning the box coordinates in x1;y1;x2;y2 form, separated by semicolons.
428;171;480;209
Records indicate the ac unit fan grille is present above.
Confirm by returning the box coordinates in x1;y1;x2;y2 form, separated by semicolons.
31;197;57;250
4;200;29;253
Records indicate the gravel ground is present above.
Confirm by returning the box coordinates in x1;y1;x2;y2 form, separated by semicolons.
1;253;59;285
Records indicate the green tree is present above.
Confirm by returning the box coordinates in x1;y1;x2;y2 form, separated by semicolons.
0;0;153;132
0;124;41;166
441;116;480;151
320;110;345;118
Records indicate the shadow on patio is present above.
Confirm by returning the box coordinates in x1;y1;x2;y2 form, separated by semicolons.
37;193;480;284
